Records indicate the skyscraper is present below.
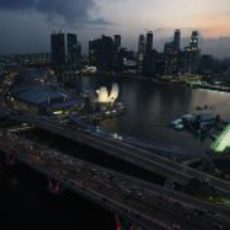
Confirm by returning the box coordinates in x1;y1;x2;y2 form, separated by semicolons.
114;35;121;51
67;33;77;64
67;33;81;69
138;34;145;61
143;31;155;77
145;31;153;54
138;34;145;72
183;30;200;73
89;39;98;66
89;35;115;71
174;29;181;51
190;30;199;51
51;32;65;71
164;29;181;75
113;35;122;71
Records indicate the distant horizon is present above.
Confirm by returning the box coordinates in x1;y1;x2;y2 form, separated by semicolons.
0;0;230;58
1;31;230;60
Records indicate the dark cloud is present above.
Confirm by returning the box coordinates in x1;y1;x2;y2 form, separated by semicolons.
0;0;34;9
0;0;96;22
87;17;112;25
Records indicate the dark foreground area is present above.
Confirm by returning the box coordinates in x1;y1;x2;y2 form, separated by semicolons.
0;161;115;230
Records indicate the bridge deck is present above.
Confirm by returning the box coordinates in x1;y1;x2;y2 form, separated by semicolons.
0;131;230;230
9;114;230;196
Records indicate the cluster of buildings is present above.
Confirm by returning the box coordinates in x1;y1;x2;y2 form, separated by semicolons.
0;53;50;69
0;29;221;81
163;30;200;76
0;29;219;81
133;29;201;77
89;35;121;72
1;29;229;81
50;29;204;78
51;32;81;72
5;69;82;116
6;67;122;117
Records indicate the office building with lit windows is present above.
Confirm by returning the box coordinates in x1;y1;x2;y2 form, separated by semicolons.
138;34;146;71
183;31;200;74
164;29;181;75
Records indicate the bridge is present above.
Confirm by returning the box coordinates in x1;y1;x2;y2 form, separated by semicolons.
0;130;230;230
9;113;230;196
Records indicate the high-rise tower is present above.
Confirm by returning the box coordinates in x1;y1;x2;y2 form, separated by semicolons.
174;29;181;51
145;31;153;54
183;30;200;73
143;31;155;77
67;33;81;69
51;32;65;71
89;35;114;71
138;34;145;61
114;35;121;51
190;30;199;51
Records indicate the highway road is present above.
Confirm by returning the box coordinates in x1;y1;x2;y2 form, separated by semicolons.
0;131;230;230
9;113;230;196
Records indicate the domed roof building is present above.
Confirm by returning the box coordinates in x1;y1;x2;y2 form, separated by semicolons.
96;83;119;105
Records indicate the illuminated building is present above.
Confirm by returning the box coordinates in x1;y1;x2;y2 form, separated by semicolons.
183;31;200;74
138;34;145;71
81;66;97;74
51;32;66;71
9;86;82;116
96;83;119;105
164;30;181;75
190;31;199;52
10;53;51;67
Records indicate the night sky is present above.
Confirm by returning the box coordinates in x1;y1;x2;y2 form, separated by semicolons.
0;0;230;58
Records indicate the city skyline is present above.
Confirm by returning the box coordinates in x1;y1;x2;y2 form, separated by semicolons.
0;0;230;58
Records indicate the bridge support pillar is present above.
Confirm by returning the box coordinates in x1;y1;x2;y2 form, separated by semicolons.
114;215;144;230
47;178;63;194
